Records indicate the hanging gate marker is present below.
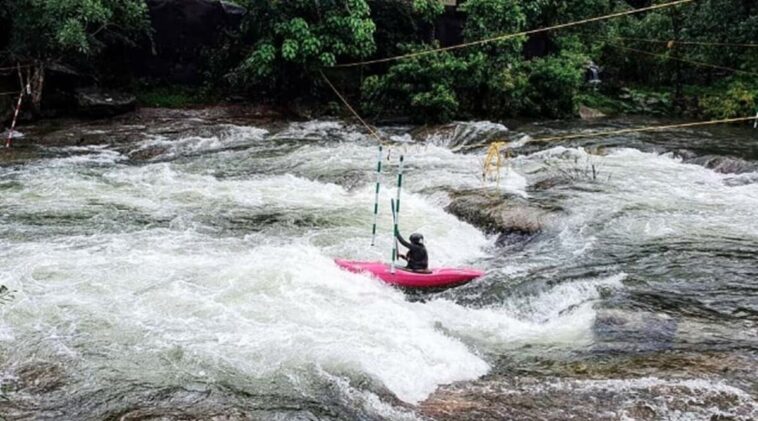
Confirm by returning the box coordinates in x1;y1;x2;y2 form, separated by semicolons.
5;68;30;149
390;155;404;275
370;145;383;246
754;110;757;129
5;91;23;148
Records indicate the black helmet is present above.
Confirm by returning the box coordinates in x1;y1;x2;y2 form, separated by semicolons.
410;233;424;245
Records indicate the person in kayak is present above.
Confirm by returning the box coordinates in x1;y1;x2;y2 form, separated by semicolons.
396;232;429;272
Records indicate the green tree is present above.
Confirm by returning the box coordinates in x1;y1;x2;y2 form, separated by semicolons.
361;45;468;122
523;51;587;117
367;0;421;59
412;0;444;23
1;0;150;111
234;0;376;98
458;0;527;116
361;0;529;122
5;0;148;57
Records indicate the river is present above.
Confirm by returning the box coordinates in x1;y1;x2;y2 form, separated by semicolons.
1;110;756;420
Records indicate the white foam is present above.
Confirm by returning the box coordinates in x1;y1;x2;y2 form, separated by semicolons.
1;236;489;404
1;125;642;408
131;125;268;160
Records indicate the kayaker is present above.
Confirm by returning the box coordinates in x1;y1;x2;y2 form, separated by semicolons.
396;232;429;272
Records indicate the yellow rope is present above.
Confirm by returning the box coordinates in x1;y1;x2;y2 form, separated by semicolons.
616;37;758;48
332;0;693;68
529;116;758;144
610;44;758;76
477;116;758;178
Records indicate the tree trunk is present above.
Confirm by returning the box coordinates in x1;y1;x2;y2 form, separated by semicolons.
29;62;45;114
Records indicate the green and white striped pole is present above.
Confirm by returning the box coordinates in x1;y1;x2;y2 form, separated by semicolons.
390;155;404;274
370;145;383;246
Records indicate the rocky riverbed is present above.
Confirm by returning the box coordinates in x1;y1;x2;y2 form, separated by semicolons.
1;109;756;420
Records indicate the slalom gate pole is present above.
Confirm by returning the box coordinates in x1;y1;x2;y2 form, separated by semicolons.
390;155;404;274
754;110;757;129
5;91;23;148
370;145;383;246
390;198;398;274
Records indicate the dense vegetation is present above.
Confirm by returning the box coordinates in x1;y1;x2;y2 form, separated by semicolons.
1;0;756;122
0;0;150;111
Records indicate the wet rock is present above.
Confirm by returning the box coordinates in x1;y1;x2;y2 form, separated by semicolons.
578;105;606;120
128;144;170;161
0;284;14;305
420;366;758;421
723;173;758;187
76;88;136;118
14;362;66;393
413;121;509;150
672;149;698;160
593;309;678;353
445;189;549;245
112;407;255;421
316;170;367;191
532;158;609;191
532;176;573;191
17;106;282;149
685;155;758;175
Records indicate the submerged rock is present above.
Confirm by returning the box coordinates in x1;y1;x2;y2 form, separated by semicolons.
12;361;66;393
685;155;758;174
593;309;678;353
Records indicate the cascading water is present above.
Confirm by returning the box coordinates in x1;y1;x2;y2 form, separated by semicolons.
1;116;756;420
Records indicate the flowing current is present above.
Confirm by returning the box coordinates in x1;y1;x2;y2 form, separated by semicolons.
1;115;756;420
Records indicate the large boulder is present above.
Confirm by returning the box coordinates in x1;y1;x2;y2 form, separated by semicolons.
578;104;606;120
446;189;551;246
76;88;136;118
139;0;247;84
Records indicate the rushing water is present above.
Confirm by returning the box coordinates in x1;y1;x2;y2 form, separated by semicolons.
0;114;756;420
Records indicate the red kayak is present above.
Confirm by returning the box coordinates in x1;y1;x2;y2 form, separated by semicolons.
334;259;484;288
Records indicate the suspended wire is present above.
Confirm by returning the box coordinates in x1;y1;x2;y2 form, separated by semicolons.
0;64;33;73
524;116;758;144
615;37;758;48
320;70;387;145
477;116;758;190
610;44;758;76
463;116;758;154
332;0;694;68
319;0;754;163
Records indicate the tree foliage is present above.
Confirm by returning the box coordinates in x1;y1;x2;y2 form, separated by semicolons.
1;0;755;120
233;0;376;97
361;0;530;122
361;45;467;122
2;0;149;61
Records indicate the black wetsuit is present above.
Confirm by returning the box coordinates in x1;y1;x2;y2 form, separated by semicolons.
396;233;428;271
